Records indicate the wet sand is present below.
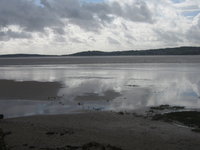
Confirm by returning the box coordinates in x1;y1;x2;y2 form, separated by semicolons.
1;111;200;150
74;90;121;102
0;80;62;100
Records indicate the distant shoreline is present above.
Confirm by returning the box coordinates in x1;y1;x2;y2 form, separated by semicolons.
0;46;200;57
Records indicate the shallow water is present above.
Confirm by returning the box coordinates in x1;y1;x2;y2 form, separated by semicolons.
0;62;200;118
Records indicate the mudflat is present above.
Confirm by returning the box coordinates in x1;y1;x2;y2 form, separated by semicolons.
0;80;62;100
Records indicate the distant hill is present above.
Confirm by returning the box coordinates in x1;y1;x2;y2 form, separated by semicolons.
0;54;55;58
0;47;200;57
69;47;200;56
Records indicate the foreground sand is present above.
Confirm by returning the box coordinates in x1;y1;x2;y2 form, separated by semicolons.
1;111;200;150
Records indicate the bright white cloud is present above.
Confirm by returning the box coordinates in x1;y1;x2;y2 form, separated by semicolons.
0;0;199;55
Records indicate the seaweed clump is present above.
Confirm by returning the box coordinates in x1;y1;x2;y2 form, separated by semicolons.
150;105;185;111
152;111;200;133
0;128;7;150
27;141;123;150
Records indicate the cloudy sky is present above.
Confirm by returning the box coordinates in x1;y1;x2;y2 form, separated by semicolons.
0;0;200;55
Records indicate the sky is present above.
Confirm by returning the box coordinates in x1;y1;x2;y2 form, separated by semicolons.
0;0;200;55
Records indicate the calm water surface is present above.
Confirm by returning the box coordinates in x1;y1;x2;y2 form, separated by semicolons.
0;62;200;118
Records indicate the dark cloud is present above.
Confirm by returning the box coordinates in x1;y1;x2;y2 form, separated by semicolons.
0;0;62;32
70;37;84;43
186;18;200;44
0;0;153;40
154;29;183;44
41;0;106;31
0;30;31;41
107;37;120;45
52;27;65;35
124;33;135;40
54;35;66;42
111;1;153;23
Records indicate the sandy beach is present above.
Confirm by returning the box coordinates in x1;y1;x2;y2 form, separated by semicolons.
0;57;200;150
1;111;200;150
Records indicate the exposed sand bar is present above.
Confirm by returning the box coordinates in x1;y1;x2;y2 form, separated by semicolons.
0;80;62;100
0;112;200;150
1;55;200;66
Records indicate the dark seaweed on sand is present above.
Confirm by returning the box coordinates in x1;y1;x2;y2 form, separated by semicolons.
34;141;123;150
150;105;185;111
152;111;200;132
0;128;7;150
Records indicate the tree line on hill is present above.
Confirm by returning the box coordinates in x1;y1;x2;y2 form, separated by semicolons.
0;47;200;57
69;47;200;56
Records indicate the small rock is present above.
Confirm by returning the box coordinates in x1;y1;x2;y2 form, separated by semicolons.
118;112;124;115
192;128;200;133
3;131;12;137
46;132;55;135
23;144;28;147
29;146;35;149
60;133;65;136
0;114;4;119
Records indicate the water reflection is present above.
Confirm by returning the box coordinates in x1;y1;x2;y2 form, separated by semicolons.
0;63;200;118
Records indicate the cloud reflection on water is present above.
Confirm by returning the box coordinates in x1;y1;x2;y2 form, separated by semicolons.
0;63;200;118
